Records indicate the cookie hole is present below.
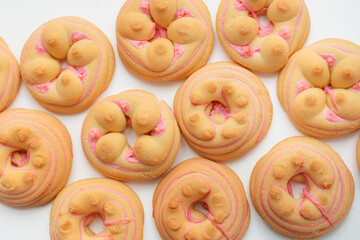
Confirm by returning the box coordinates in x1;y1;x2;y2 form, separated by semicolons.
11;150;29;167
190;201;209;222
206;101;231;124
258;15;271;28
288;175;307;199
87;214;105;235
122;127;141;148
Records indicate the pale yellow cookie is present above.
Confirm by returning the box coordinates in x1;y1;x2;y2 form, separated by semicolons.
278;38;360;138
116;0;214;81
0;37;20;112
20;17;115;113
0;108;72;207
50;178;144;240
81;90;180;180
250;136;354;239
174;62;272;161
217;0;310;72
153;158;250;240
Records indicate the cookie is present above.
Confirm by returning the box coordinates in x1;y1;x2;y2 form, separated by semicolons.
81;90;180;180
357;136;360;170
50;178;144;240
116;0;214;81
20;16;115;113
0;108;72;207
173;62;272;161
0;37;20;112
250;136;354;239
277;38;360;138
216;0;310;72
153;158;250;240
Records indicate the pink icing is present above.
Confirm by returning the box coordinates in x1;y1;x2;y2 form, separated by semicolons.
124;149;141;164
318;53;336;68
31;81;53;94
175;7;195;19
35;37;47;54
103;218;132;226
351;81;360;91
234;0;246;11
88;128;103;154
257;19;274;37
302;188;335;227
278;26;291;43
139;0;150;15
150;115;166;136
111;100;130;112
295;81;310;95
61;66;87;82
231;44;260;58
127;39;149;49
325;109;348;122
71;31;91;42
324;86;338;110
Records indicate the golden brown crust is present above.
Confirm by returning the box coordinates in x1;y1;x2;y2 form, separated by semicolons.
116;0;214;81
216;0;310;72
0;37;20;112
81;90;180;180
0;108;72;207
153;158;250;240
20;16;115;113
50;178;144;240
250;136;354;239
174;62;272;161
277;38;360;138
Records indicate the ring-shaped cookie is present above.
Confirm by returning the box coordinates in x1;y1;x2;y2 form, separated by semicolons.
0;37;20;112
116;0;214;81
20;16;115;113
153;158;250;240
174;62;272;161
0;108;72;207
250;136;354;239
278;38;360;138
81;90;180;180
216;0;310;72
50;178;144;240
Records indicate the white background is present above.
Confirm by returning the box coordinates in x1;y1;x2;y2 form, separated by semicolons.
0;0;360;239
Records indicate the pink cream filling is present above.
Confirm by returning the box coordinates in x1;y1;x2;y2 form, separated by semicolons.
124;149;141;164
208;101;233;123
150;115;167;136
111;100;130;112
139;0;150;15
318;53;336;68
71;31;91;42
230;44;260;58
278;26;291;43
10;151;30;167
103;218;133;226
295;81;310;96
325;109;348;122
351;80;360;91
324;86;338;110
88;128;103;155
35;37;47;54
175;7;195;19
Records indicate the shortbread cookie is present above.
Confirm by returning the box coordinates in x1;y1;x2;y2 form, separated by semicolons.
0;108;72;207
250;136;354;239
50;178;144;240
81;90;180;180
0;37;20;112
217;0;310;72
20;17;115;113
174;62;272;161
153;158;250;240
278;38;360;138
116;0;214;81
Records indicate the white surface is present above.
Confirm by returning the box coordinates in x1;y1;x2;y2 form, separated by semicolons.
0;0;359;239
